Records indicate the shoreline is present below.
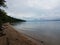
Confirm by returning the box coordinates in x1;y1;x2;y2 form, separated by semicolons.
0;23;44;45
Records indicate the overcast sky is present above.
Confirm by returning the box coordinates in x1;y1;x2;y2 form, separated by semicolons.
5;0;60;20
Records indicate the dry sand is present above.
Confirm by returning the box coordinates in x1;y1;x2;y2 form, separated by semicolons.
0;23;44;45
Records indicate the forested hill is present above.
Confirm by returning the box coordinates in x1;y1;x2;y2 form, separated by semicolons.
0;9;26;24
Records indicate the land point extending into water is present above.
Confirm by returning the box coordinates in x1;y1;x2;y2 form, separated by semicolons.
0;23;44;45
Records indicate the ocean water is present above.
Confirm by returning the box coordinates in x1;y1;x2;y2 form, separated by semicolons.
13;21;60;45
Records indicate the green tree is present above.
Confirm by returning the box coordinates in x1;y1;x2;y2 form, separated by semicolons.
0;0;6;25
0;0;25;25
0;0;6;7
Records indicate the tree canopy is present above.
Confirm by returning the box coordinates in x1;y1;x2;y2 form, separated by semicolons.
0;0;25;25
0;0;6;7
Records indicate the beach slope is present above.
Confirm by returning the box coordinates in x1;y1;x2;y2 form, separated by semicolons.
0;23;42;45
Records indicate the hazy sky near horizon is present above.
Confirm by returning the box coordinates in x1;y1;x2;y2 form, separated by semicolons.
5;0;60;20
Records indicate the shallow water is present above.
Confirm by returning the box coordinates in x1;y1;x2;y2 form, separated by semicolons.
13;21;60;45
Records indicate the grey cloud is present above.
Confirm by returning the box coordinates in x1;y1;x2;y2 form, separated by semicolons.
5;0;60;20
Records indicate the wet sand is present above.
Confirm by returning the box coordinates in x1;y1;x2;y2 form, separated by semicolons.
0;23;44;45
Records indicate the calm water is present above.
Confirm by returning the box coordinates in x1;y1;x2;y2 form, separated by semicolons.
13;21;60;45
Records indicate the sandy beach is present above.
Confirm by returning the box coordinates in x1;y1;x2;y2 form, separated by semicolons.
0;23;44;45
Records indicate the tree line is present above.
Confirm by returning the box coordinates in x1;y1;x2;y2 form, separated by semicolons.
0;0;25;25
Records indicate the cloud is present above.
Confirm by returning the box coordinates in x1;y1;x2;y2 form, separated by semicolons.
26;0;60;9
5;0;60;20
6;0;60;9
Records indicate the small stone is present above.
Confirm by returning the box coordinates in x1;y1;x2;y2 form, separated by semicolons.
41;41;44;43
16;39;18;40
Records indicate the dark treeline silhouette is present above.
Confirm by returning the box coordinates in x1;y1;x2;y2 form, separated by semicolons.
0;9;26;24
0;0;6;7
0;0;26;25
0;0;25;36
